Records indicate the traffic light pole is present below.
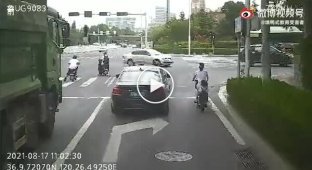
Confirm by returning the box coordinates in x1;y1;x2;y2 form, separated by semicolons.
69;12;148;48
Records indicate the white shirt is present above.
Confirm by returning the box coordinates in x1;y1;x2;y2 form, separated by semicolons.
194;70;209;82
68;59;80;69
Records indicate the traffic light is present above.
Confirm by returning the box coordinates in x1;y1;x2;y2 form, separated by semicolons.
99;12;109;16
84;11;92;17
117;12;128;16
69;12;79;16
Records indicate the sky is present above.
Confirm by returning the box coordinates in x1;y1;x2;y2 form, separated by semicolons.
48;0;248;29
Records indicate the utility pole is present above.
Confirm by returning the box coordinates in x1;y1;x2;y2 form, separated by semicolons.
166;0;170;23
261;0;271;80
145;13;148;48
245;0;251;76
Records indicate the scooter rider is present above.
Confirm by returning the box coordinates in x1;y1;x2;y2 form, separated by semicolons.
64;55;80;81
192;63;209;102
103;51;109;72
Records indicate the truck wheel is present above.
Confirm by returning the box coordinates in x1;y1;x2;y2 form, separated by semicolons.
0;111;14;169
39;92;56;138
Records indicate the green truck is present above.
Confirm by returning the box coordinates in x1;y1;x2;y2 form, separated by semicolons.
0;0;69;160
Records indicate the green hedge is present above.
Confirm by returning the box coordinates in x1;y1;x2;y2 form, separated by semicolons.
154;47;237;55
155;41;238;49
227;77;312;170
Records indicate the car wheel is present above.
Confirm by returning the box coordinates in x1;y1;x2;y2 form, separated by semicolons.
111;103;121;114
127;59;135;66
153;60;161;66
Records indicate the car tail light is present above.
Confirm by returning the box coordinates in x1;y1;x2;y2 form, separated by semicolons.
112;86;123;96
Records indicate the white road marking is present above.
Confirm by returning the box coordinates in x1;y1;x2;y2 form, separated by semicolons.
155;151;193;162
62;77;81;87
208;97;246;146
52;98;108;170
62;97;85;99
107;77;116;87
105;77;112;84
103;118;168;163
177;85;188;88
80;77;97;87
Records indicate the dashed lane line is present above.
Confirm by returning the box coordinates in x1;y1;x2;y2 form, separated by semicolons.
62;77;82;87
80;77;97;87
107;77;116;87
105;77;112;84
52;98;108;170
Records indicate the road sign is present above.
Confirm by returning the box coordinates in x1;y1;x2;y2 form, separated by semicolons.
84;11;92;17
235;17;242;33
69;12;79;16
117;12;128;16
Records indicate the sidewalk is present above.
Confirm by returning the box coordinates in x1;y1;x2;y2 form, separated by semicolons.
217;86;295;170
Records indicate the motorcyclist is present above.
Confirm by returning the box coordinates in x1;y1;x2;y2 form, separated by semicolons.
103;51;109;72
192;63;209;103
64;55;80;81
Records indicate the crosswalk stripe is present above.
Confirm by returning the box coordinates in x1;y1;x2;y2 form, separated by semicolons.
105;77;112;84
107;77;116;87
80;77;97;87
62;77;81;87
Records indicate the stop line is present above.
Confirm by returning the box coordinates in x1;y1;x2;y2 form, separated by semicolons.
62;76;116;88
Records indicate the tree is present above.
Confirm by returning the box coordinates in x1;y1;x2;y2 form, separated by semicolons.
217;1;245;38
191;9;215;41
168;20;188;43
83;25;89;37
71;21;76;31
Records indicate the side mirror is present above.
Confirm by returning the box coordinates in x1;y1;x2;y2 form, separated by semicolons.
62;23;70;38
116;74;120;78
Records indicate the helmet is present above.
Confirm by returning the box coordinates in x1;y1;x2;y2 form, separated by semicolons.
73;55;78;59
199;62;204;69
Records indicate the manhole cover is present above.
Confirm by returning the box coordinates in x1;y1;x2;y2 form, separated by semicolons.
155;151;193;162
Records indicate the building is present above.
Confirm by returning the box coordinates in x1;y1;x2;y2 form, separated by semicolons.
155;6;167;25
192;0;206;14
106;17;136;30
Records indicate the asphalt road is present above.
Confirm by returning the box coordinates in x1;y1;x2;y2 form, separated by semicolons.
23;47;294;170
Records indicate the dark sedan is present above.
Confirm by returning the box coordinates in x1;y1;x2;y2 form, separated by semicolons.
240;44;293;67
111;66;171;115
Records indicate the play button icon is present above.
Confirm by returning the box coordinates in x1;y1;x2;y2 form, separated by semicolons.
150;79;165;93
136;66;175;104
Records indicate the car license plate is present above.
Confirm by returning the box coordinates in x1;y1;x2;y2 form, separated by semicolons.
130;92;139;97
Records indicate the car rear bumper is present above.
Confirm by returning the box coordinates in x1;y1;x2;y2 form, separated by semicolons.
112;96;168;112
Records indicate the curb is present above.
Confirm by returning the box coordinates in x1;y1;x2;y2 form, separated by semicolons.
218;86;295;170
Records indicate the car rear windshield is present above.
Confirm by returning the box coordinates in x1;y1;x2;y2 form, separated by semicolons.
119;71;161;83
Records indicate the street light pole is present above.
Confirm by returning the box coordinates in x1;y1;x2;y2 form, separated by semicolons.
145;13;148;48
188;0;192;55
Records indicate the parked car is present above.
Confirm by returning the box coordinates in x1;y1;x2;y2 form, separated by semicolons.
111;66;171;114
123;49;173;67
240;44;293;67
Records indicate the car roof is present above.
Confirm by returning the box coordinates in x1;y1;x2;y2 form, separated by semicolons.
122;66;160;72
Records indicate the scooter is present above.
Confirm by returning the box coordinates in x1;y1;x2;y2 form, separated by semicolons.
98;59;109;76
195;81;209;111
69;68;78;82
